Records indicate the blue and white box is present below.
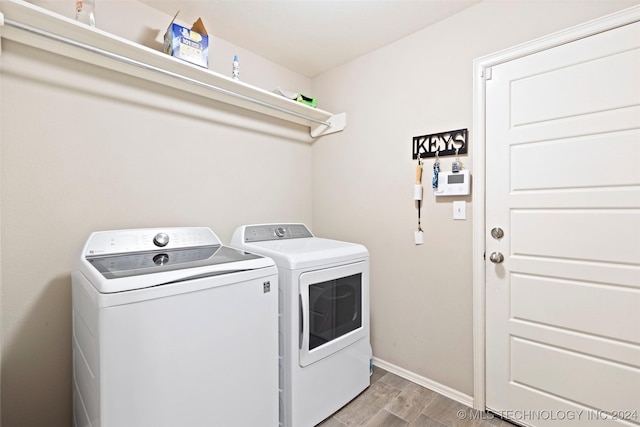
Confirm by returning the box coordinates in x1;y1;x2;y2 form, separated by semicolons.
163;15;209;68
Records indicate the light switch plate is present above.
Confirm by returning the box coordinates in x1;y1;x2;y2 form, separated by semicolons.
453;201;466;220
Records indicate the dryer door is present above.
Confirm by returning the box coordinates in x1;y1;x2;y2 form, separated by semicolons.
299;261;368;367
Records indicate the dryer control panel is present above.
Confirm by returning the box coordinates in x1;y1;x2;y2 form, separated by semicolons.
243;224;313;242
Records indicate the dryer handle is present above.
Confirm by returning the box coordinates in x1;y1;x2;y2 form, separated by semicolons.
299;294;303;349
299;291;309;351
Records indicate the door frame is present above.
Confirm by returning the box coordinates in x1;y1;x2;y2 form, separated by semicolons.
471;4;640;411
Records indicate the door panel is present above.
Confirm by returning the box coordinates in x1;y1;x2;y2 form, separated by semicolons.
511;338;640;412
511;49;639;126
485;19;640;426
509;320;640;368
511;131;640;190
511;210;640;263
511;275;640;342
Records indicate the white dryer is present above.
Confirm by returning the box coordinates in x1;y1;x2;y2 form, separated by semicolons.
72;227;279;427
231;223;372;427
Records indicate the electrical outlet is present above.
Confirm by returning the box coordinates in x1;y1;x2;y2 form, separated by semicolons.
453;201;466;220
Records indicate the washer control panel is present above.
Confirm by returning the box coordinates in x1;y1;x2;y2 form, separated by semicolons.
85;227;220;257
243;224;313;242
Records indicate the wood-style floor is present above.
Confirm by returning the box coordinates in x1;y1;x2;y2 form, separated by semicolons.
317;366;516;427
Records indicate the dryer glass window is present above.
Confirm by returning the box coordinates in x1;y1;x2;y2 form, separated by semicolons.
308;273;362;350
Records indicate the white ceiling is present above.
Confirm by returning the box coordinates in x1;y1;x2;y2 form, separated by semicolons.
140;0;481;77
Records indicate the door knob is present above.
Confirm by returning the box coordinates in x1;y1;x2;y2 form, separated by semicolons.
490;227;504;239
489;252;504;263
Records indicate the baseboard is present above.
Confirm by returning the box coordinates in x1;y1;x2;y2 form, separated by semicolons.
372;357;474;408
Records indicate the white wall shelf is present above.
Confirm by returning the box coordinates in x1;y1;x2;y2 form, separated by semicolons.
0;0;345;139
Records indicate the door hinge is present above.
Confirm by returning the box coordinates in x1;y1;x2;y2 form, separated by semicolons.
483;252;486;260
484;67;492;80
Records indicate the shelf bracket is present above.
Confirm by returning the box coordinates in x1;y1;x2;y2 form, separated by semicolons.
310;112;346;138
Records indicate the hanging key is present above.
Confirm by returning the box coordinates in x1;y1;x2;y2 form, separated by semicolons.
452;148;461;173
432;157;440;189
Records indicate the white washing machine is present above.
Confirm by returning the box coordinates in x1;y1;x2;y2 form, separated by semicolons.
72;227;279;427
231;223;372;427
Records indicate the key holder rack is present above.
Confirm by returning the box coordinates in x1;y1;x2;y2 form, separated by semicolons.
412;128;468;159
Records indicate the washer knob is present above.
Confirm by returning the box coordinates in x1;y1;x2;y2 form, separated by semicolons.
153;253;169;266
275;227;286;238
153;232;170;247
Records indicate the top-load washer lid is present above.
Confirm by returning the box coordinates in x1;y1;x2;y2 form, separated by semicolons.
77;227;273;293
231;224;368;269
87;245;261;280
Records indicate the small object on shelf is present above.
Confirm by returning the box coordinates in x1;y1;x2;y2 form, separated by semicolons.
163;11;209;68
75;0;95;26
272;88;317;108
233;55;239;80
296;93;317;108
273;87;299;100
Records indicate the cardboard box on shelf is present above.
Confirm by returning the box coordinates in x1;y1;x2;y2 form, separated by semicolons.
163;12;209;68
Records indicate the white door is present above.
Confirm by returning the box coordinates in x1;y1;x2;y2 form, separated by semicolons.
485;20;640;426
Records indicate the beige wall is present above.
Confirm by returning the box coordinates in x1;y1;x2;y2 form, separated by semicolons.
311;0;639;398
1;1;314;426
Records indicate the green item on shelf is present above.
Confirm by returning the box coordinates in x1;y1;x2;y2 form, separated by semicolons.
296;93;317;108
